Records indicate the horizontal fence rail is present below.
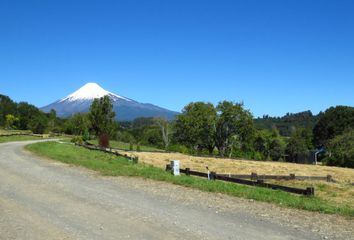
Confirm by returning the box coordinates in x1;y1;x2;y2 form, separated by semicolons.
166;165;315;196
77;143;139;163
217;173;334;183
84;141;168;153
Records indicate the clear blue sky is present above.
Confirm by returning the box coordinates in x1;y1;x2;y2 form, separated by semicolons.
1;0;353;117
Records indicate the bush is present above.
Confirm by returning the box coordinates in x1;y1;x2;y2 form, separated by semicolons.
71;136;84;145
167;144;190;154
82;129;90;141
136;144;141;152
252;151;264;161
129;142;134;151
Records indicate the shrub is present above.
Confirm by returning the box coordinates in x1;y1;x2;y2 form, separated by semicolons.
82;129;90;141
252;151;264;161
167;144;190;154
71;136;83;145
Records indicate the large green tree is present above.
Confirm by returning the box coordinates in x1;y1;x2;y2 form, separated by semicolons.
313;106;354;146
28;114;48;134
16;102;41;130
324;129;354;168
215;101;254;157
175;102;217;154
89;96;116;147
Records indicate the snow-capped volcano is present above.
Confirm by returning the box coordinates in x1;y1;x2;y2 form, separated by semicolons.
59;82;131;102
41;83;178;121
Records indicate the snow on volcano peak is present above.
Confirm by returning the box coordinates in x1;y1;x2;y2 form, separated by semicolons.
41;82;178;121
59;82;130;102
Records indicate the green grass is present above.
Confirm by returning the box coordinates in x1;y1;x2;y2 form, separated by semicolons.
0;129;32;135
26;141;354;217
89;139;163;152
0;135;44;143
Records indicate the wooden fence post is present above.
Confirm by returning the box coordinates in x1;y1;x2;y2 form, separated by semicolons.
327;175;332;182
165;164;171;172
251;172;258;180
256;179;265;187
210;172;217;181
305;187;314;196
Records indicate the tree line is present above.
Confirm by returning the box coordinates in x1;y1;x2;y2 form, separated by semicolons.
1;93;353;168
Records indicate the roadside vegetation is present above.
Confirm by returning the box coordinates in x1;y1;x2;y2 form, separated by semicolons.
26;141;354;217
3;93;353;216
1;93;353;168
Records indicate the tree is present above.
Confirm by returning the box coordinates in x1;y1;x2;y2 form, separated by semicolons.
5;114;19;129
28;114;48;134
46;109;58;133
285;129;309;162
64;113;90;135
174;102;217;154
215;101;254;157
0;95;17;126
324;129;354;168
141;127;162;146
154;117;171;149
254;110;318;137
313;106;354;146
268;138;284;161
89;96;116;147
16;102;41;130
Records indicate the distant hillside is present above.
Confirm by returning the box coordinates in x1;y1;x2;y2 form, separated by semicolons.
254;111;319;136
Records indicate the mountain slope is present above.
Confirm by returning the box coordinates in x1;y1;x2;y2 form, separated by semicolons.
41;83;178;121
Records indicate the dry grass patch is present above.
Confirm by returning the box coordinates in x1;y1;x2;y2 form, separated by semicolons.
120;151;354;183
120;150;354;208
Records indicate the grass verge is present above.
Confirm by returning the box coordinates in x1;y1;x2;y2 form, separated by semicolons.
26;141;354;217
0;135;44;143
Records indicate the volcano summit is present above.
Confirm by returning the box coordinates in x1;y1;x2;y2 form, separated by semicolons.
41;83;178;121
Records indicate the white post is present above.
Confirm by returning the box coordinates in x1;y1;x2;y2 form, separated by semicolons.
171;160;180;176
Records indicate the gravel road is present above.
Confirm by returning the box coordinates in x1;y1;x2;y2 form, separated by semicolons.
0;140;353;240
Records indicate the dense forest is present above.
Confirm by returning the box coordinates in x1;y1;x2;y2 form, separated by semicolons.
254;110;319;136
1;93;353;168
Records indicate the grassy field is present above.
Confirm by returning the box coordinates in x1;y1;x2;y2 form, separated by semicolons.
119;150;354;209
89;139;162;152
26;141;354;217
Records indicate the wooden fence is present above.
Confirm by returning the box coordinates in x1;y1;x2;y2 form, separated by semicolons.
217;173;334;182
167;165;315;196
76;142;315;196
76;143;139;163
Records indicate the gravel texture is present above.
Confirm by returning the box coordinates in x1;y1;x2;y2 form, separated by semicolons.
0;140;353;240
